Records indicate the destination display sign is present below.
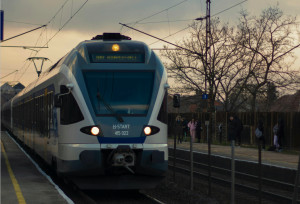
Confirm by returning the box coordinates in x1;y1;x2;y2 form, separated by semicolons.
91;53;144;63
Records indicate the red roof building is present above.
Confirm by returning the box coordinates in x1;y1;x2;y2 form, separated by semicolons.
270;90;300;112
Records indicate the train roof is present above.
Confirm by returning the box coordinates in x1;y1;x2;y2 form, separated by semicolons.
9;33;158;103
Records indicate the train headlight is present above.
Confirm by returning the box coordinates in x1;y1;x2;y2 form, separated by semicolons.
144;126;152;136
143;125;160;136
80;126;101;136
112;44;120;52
91;127;100;136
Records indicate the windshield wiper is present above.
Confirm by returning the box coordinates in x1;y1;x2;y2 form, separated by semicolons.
97;91;124;122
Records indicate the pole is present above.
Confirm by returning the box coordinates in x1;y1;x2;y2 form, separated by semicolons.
258;140;262;204
206;1;212;196
205;120;211;196
0;10;3;41
1;24;46;42
190;128;194;190
231;140;235;204
292;152;300;204
205;0;211;94
173;122;177;182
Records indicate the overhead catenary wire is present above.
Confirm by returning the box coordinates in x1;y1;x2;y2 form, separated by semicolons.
212;0;247;17
12;0;86;81
119;23;203;58
134;19;194;25
1;24;46;42
121;0;188;34
4;20;44;26
136;0;248;25
148;0;248;46
39;0;89;49
0;70;18;80
14;0;89;82
14;0;182;80
0;46;48;48
149;26;191;46
126;0;188;25
14;26;48;81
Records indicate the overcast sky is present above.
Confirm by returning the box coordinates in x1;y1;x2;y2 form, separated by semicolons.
1;0;299;86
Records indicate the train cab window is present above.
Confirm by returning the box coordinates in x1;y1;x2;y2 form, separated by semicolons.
83;71;154;116
157;91;168;124
60;85;84;125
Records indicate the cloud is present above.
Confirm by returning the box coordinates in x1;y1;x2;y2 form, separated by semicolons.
1;0;299;86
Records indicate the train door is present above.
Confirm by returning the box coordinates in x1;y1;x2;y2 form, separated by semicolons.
43;89;49;163
33;97;38;153
29;98;33;149
45;91;55;165
37;95;44;157
22;101;25;142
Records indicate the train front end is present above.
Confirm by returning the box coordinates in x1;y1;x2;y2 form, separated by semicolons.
58;34;168;189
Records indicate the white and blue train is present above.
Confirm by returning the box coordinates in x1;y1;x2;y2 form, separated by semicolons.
1;33;169;189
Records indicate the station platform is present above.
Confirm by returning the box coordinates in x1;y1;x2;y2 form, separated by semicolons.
1;131;72;204
168;139;299;170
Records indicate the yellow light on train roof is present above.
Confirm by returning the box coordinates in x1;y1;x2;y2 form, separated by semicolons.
112;44;120;52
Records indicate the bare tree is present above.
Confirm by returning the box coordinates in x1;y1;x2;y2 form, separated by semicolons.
237;6;300;111
161;19;246;111
162;6;300;113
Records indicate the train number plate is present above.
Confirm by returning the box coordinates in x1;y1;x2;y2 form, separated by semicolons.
113;124;130;136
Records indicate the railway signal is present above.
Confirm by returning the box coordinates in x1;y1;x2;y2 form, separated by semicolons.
173;94;180;108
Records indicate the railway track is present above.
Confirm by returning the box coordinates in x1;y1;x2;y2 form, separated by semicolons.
76;189;165;204
9;132;165;204
169;148;300;204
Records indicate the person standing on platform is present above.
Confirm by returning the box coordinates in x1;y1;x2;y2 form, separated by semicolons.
218;123;223;144
236;116;243;146
228;114;243;146
188;118;197;142
176;115;183;144
277;118;284;152
273;122;279;151
196;119;202;143
182;118;188;142
257;119;266;150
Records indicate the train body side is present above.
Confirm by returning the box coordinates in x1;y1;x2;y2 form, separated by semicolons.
1;38;168;189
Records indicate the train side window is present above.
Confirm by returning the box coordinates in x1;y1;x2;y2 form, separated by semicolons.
60;85;84;125
157;91;168;124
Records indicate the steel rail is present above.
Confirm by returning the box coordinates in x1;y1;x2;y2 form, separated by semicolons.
140;192;166;204
168;158;300;204
169;156;295;191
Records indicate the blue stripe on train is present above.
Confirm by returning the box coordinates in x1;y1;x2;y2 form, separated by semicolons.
97;136;146;144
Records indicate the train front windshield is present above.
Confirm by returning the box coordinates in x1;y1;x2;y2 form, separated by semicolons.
83;71;154;116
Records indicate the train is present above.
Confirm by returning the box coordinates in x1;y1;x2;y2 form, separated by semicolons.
1;33;169;189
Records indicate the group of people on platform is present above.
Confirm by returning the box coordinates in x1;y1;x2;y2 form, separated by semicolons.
255;117;284;152
174;114;284;152
175;116;202;143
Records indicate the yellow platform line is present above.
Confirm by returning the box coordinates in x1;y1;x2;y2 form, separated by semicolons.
1;140;27;204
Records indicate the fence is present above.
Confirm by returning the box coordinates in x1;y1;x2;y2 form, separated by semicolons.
168;112;300;150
